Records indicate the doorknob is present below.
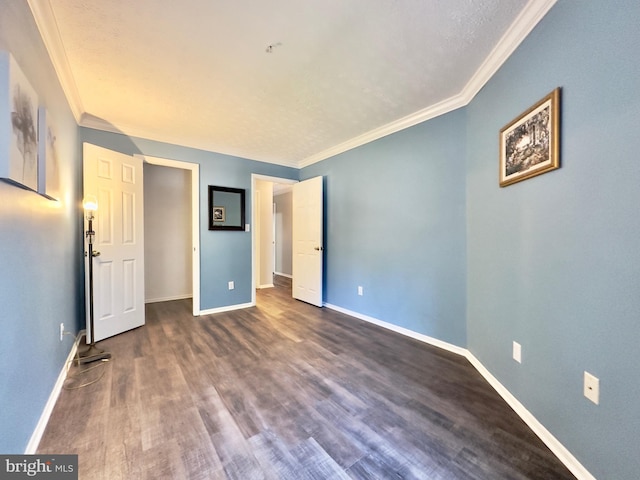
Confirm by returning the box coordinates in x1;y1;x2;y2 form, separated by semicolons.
314;246;323;251
92;251;101;257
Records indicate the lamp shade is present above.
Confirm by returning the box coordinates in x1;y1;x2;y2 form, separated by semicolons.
83;195;98;211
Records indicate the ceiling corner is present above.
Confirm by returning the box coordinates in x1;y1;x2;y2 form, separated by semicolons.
463;0;559;101
298;0;558;169
28;0;84;122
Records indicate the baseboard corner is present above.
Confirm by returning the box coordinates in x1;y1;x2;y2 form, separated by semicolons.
25;332;83;454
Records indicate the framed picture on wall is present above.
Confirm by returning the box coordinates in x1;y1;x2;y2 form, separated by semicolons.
212;206;225;222
499;88;561;187
0;52;39;192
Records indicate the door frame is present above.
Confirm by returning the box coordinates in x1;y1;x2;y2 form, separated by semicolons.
251;174;297;305
137;155;201;316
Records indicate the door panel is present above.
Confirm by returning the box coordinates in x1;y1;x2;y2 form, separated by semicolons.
292;176;323;307
84;143;145;342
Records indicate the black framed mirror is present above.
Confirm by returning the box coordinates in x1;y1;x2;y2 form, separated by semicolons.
208;186;245;231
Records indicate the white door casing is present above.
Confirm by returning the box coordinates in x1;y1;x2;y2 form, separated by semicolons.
138;154;200;316
83;143;145;342
292;176;323;307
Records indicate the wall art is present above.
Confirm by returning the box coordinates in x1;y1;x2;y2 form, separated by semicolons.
499;88;560;187
0;51;39;191
38;107;60;200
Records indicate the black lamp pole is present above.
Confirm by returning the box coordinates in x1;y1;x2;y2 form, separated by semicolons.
77;208;111;364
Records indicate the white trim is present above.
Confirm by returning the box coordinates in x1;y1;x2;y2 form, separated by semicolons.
324;302;596;480
80;115;299;168
199;301;255;316
257;284;275;290
466;352;597;480
298;0;558;168
145;294;193;304
27;0;84;122
464;0;558;101
251;174;298;306
324;303;467;357
25;331;83;454
29;0;556;170
275;272;292;279
138;155;201;316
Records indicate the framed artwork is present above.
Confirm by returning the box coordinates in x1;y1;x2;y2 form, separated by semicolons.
499;88;560;187
38;107;61;200
0;51;39;192
212;206;225;223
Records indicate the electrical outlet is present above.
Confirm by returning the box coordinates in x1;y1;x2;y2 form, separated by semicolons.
584;371;600;405
60;323;64;342
512;341;522;363
358;286;363;296
228;281;234;290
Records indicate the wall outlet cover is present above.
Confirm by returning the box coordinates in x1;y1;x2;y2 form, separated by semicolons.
584;371;600;405
512;341;522;363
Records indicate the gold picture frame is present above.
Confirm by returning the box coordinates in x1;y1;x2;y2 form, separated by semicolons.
499;88;560;187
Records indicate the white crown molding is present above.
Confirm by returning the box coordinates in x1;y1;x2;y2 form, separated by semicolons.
27;0;84;122
298;92;467;168
80;114;300;169
464;0;558;101
298;0;558;168
29;0;557;170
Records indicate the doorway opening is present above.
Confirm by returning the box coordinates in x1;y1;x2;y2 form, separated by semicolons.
140;155;200;316
251;174;297;305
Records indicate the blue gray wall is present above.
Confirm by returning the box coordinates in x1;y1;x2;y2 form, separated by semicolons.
301;109;468;346
80;128;298;311
303;1;640;478
1;1;638;477
466;2;640;479
0;1;82;453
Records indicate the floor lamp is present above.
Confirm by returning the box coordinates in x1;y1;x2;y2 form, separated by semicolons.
77;196;111;364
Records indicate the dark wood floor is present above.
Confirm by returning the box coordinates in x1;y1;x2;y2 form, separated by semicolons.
38;276;575;479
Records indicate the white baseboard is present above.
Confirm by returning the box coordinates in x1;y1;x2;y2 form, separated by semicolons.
274;272;292;279
257;284;275;289
466;353;596;480
199;301;255;316
25;330;84;454
145;293;193;304
30;302;596;479
324;302;595;480
324;303;467;356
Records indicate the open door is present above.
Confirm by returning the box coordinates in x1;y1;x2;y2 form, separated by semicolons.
83;143;145;341
292;176;323;307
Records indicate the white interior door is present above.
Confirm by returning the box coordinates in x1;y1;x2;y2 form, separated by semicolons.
292;176;323;306
84;143;145;342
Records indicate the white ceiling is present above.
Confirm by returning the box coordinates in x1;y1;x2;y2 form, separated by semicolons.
28;0;556;168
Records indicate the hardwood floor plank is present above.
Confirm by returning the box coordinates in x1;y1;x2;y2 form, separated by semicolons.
37;277;576;479
291;437;352;480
